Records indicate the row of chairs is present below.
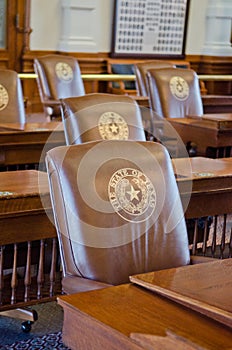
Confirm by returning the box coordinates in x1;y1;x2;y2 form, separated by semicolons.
0;55;203;132
0;55;202;160
32;54;203;159
33;54;204;121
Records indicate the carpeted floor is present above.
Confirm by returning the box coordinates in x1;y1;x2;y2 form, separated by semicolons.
0;301;66;348
0;331;70;349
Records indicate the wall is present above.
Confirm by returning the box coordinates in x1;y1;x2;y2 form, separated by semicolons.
30;0;209;55
30;0;61;50
185;0;208;54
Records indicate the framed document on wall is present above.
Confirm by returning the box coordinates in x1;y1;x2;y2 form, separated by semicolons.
111;0;190;58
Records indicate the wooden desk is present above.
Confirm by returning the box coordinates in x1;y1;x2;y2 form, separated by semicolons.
58;268;232;349
0;170;61;310
168;114;232;158
173;157;232;219
0;122;65;168
0;170;54;244
130;259;232;329
173;157;232;257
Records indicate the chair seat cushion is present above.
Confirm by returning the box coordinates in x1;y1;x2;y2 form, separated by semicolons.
62;275;112;294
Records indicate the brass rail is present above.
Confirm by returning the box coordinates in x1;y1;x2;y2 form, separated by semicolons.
198;75;232;81
18;73;232;81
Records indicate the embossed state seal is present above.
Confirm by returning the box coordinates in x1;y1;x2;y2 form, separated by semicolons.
169;76;189;101
55;62;73;81
108;168;156;222
98;112;129;140
0;84;9;111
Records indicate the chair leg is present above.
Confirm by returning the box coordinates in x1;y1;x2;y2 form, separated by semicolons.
0;307;37;321
0;307;38;332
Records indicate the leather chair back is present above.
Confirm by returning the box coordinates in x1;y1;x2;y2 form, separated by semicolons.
34;54;85;118
146;67;203;118
61;93;146;145
0;69;26;123
134;60;174;96
46;140;190;294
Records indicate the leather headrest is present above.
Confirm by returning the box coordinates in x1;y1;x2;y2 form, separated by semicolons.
61;93;146;144
34;55;85;100
146;67;203;118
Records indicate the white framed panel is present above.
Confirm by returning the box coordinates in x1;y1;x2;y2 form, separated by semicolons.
203;0;232;56
58;0;99;52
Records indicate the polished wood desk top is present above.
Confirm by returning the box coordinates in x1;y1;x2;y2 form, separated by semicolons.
168;114;232;156
130;259;232;329
173;156;232;190
169;113;232;129
188;114;232;128
0;169;49;210
0;122;65;166
0;170;55;245
172;157;232;218
58;270;232;349
0;121;64;138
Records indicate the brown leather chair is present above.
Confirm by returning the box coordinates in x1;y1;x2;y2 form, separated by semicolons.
134;60;175;97
61;93;146;145
34;54;85;119
46;139;210;295
146;67;203;119
0;69;26;123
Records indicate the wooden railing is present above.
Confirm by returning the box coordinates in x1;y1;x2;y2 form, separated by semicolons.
188;215;232;259
0;238;62;311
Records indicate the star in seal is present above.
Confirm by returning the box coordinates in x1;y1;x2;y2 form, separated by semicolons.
55;62;73;82
98;112;129;140
0;84;9;111
108;168;156;223
169;76;189;101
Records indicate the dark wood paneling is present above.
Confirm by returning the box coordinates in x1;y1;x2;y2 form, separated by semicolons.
188;55;232;95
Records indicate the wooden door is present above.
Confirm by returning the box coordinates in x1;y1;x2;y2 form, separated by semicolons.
0;0;31;71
